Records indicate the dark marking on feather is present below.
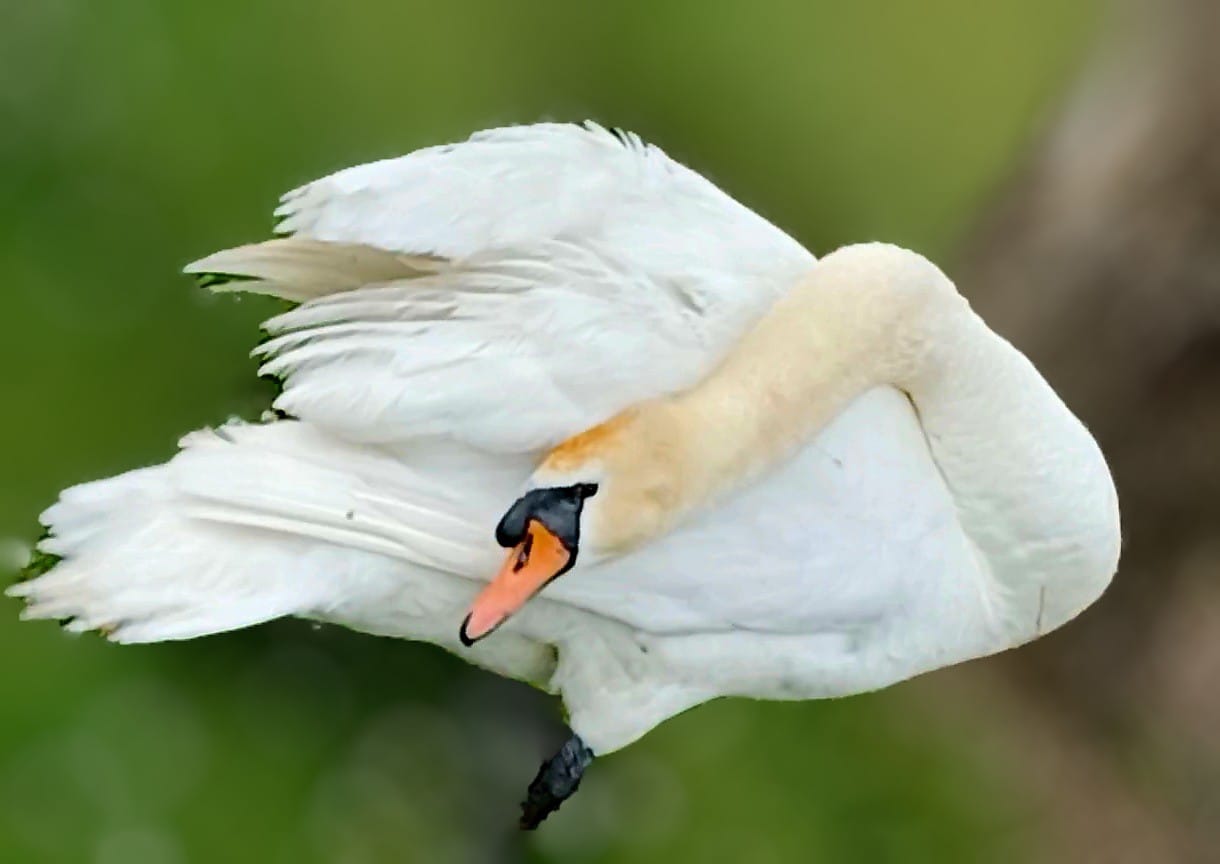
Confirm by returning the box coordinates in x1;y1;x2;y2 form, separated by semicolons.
193;271;263;289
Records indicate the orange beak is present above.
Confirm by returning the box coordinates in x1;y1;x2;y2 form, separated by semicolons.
460;519;572;646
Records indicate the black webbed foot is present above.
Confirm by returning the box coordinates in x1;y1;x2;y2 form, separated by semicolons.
519;733;594;829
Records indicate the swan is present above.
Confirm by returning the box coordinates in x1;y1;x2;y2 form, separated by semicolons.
9;122;1121;828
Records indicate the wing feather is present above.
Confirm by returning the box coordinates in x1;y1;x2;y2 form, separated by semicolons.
189;122;816;451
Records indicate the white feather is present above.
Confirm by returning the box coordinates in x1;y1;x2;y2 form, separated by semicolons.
17;423;492;638
13;419;558;685
187;122;813;450
185;238;440;302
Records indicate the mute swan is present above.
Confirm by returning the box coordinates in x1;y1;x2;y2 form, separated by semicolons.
10;122;1120;828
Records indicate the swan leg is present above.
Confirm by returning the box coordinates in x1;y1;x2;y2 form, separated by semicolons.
519;732;594;829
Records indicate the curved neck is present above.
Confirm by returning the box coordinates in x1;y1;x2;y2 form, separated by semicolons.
661;244;1120;636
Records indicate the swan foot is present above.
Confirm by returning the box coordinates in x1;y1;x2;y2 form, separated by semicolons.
519;733;594;829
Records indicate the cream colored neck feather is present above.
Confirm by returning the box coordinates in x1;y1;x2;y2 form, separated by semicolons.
581;243;1119;636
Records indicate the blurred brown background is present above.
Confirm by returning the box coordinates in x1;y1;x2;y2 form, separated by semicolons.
961;0;1220;859
1;0;1217;861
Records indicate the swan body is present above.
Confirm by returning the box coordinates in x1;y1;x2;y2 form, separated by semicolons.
12;123;1120;767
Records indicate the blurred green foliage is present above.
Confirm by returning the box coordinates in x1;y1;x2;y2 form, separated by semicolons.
0;1;1100;861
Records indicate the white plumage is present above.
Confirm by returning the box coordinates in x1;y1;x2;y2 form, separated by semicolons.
11;122;1119;756
238;122;814;451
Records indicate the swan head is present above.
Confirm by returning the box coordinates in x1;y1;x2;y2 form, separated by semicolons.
459;407;692;645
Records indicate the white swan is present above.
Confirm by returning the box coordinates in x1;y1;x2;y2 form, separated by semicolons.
10;122;1120;826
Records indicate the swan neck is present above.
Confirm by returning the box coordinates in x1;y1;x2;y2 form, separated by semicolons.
661;244;1119;637
673;244;965;492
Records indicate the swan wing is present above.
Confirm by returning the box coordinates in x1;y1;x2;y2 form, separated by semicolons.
187;122;814;451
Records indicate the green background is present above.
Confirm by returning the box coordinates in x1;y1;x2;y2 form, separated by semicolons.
0;2;1101;862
